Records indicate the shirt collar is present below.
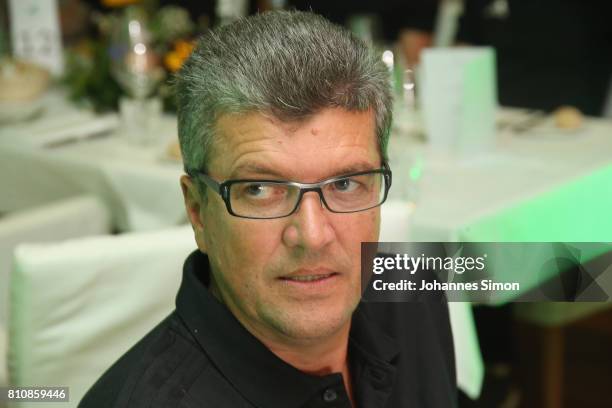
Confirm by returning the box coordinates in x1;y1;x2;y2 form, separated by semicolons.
176;250;400;408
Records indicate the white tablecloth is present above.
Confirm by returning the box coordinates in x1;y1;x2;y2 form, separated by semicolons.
389;110;612;243
0;91;184;232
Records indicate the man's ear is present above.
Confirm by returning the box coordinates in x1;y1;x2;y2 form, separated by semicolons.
180;175;208;252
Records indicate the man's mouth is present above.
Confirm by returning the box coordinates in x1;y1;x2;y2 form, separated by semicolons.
279;268;339;283
280;272;337;282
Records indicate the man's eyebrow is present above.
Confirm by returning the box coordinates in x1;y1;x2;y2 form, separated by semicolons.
333;162;381;175
230;163;285;179
230;161;380;180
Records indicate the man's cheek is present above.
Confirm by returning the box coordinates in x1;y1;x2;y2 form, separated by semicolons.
355;212;380;239
229;224;270;263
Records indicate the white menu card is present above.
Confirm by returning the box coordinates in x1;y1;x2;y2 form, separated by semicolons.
9;0;64;75
421;47;497;154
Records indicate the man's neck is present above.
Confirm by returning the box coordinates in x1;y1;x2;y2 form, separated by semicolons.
263;325;355;407
210;276;356;405
264;323;351;375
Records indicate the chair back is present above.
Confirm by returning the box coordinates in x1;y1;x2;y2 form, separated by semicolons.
0;195;111;389
7;225;194;407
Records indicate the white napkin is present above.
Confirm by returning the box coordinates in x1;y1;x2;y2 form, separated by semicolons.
0;90;119;148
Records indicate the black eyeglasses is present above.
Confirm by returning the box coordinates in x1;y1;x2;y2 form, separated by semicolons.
187;164;392;219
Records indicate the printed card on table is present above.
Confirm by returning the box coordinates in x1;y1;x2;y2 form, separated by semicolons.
9;0;64;76
421;47;497;155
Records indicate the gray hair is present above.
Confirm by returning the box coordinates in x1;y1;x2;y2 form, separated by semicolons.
176;10;392;173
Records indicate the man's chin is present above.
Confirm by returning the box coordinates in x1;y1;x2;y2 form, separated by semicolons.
267;300;359;342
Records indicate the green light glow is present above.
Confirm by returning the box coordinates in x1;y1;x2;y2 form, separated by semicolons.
409;165;422;181
460;164;612;243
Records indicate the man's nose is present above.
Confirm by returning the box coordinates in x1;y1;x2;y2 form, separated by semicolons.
282;190;335;250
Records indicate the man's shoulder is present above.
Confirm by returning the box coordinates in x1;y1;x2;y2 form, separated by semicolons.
78;313;212;408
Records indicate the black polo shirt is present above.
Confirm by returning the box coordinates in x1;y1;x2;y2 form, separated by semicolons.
79;250;457;407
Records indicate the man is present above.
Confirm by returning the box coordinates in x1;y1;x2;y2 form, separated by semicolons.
80;11;456;407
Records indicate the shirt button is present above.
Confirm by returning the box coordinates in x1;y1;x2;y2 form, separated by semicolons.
322;388;338;402
369;367;386;381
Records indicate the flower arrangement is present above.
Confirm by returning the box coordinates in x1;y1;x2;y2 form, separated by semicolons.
63;1;197;112
164;40;195;73
101;0;141;7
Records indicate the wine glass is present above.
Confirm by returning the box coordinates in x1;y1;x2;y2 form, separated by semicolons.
109;6;163;145
109;6;162;99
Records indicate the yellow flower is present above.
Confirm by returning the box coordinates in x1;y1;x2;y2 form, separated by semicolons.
101;0;141;7
164;40;195;72
164;52;183;73
175;40;195;59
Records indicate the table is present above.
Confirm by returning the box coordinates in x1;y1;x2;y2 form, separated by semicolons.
382;109;612;398
389;110;612;304
388;109;612;241
0;90;185;232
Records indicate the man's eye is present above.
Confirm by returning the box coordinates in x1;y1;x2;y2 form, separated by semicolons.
239;183;288;201
244;183;268;197
332;178;359;192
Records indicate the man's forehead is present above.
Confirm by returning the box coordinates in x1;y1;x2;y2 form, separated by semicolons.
213;109;377;146
208;109;380;177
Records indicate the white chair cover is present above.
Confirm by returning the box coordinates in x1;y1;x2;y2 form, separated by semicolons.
7;225;195;407
0;195;111;389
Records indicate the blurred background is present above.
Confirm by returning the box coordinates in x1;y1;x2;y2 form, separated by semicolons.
0;1;611;407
